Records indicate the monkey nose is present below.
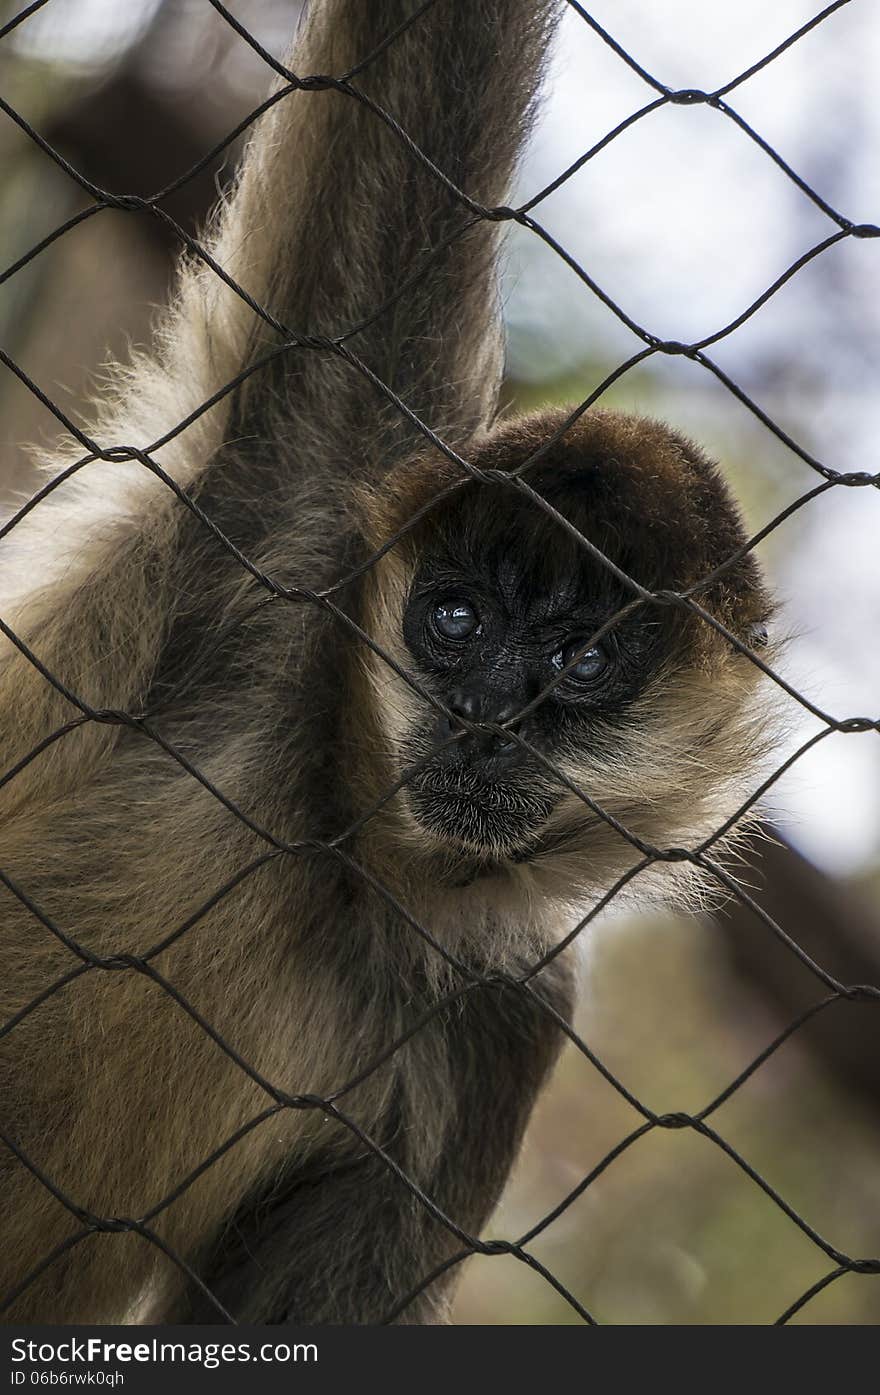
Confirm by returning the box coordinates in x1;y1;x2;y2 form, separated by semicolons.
491;701;522;755
439;690;522;759
448;688;482;724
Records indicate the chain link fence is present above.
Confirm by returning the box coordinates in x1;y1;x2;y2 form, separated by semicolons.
1;0;879;1326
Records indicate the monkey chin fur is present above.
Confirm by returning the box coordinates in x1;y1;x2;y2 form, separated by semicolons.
403;764;560;861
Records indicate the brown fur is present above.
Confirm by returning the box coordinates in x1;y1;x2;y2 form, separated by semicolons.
357;410;774;910
0;0;777;1325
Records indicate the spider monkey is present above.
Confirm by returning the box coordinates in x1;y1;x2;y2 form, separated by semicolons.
0;0;773;1324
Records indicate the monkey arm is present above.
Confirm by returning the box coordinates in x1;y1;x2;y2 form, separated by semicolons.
217;0;560;465
177;967;574;1325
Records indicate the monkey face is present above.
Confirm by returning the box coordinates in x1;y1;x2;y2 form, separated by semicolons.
363;408;775;873
399;525;667;857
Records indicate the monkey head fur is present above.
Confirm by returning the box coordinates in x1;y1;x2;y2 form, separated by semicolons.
356;408;774;910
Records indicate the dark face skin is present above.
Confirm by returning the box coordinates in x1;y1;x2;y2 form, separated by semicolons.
399;491;667;856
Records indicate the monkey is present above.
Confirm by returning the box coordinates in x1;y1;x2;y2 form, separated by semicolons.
0;0;775;1325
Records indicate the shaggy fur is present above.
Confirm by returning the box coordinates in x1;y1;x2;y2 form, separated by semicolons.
0;0;775;1325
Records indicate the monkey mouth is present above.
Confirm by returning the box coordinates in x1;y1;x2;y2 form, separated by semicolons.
405;768;558;856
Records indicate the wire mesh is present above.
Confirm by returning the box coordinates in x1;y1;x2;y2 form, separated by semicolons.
0;0;879;1327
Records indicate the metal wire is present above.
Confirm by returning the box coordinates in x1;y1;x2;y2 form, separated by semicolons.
0;0;878;1327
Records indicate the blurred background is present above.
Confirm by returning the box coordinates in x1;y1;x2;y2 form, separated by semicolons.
1;0;878;1324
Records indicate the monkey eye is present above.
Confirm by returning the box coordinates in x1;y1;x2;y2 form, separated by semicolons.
554;637;608;682
431;599;480;641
